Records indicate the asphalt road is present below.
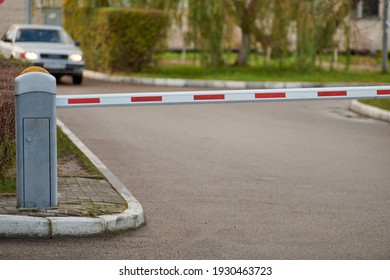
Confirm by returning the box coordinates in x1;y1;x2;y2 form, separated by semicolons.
1;78;389;259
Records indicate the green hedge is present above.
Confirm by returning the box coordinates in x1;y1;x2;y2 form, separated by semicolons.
64;6;169;73
0;58;31;191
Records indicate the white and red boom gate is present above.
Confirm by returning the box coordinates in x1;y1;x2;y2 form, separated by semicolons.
57;85;390;108
14;66;390;209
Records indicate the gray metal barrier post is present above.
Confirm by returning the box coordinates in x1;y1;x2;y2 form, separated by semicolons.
14;66;57;208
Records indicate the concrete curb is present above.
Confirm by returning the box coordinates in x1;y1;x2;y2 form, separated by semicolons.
56;119;145;235
84;69;371;89
0;120;144;238
349;100;390;123
0;215;50;238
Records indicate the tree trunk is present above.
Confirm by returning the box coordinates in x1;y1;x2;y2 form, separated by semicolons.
237;32;250;66
382;0;389;73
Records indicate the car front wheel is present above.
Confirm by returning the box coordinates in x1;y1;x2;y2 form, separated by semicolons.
72;74;83;85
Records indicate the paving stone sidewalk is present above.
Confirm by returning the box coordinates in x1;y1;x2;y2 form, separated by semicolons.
0;176;127;218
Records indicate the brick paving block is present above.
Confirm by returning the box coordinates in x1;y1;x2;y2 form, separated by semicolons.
1;175;131;219
4;207;20;215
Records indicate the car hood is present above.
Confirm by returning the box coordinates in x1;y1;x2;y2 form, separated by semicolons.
14;42;83;54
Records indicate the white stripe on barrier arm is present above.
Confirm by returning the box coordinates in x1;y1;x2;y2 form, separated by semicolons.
56;85;390;108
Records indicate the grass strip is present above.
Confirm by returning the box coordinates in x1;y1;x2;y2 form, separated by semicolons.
57;127;103;178
0;127;103;194
359;99;390;111
120;65;390;84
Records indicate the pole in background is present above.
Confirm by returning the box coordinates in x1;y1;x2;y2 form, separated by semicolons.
25;0;32;24
383;0;389;73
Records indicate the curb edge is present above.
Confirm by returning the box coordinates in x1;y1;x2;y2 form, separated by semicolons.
56;119;145;235
349;100;390;123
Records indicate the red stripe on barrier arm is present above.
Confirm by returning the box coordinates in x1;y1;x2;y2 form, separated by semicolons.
131;96;163;102
377;90;390;95
68;98;100;104
255;92;286;99
317;91;347;97
194;94;225;101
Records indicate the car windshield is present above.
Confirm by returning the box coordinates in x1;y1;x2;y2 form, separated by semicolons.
15;28;72;43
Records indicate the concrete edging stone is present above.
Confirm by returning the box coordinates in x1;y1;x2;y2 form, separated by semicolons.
349;100;390;123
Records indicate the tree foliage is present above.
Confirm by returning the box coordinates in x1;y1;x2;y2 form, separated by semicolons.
64;0;357;70
290;0;351;70
225;0;271;66
186;0;227;66
164;0;353;69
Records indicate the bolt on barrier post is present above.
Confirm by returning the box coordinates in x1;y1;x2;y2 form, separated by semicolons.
14;66;57;208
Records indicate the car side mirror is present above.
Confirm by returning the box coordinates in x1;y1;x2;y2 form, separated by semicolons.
74;41;81;46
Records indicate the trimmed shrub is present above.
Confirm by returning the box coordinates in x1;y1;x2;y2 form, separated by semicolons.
64;6;169;73
0;58;30;188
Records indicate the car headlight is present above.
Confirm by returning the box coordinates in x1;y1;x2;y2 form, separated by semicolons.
69;53;83;62
22;51;39;60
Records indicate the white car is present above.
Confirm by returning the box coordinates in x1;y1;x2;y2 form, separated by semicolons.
0;24;84;84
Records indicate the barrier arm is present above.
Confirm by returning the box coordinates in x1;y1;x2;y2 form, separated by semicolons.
56;86;390;108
